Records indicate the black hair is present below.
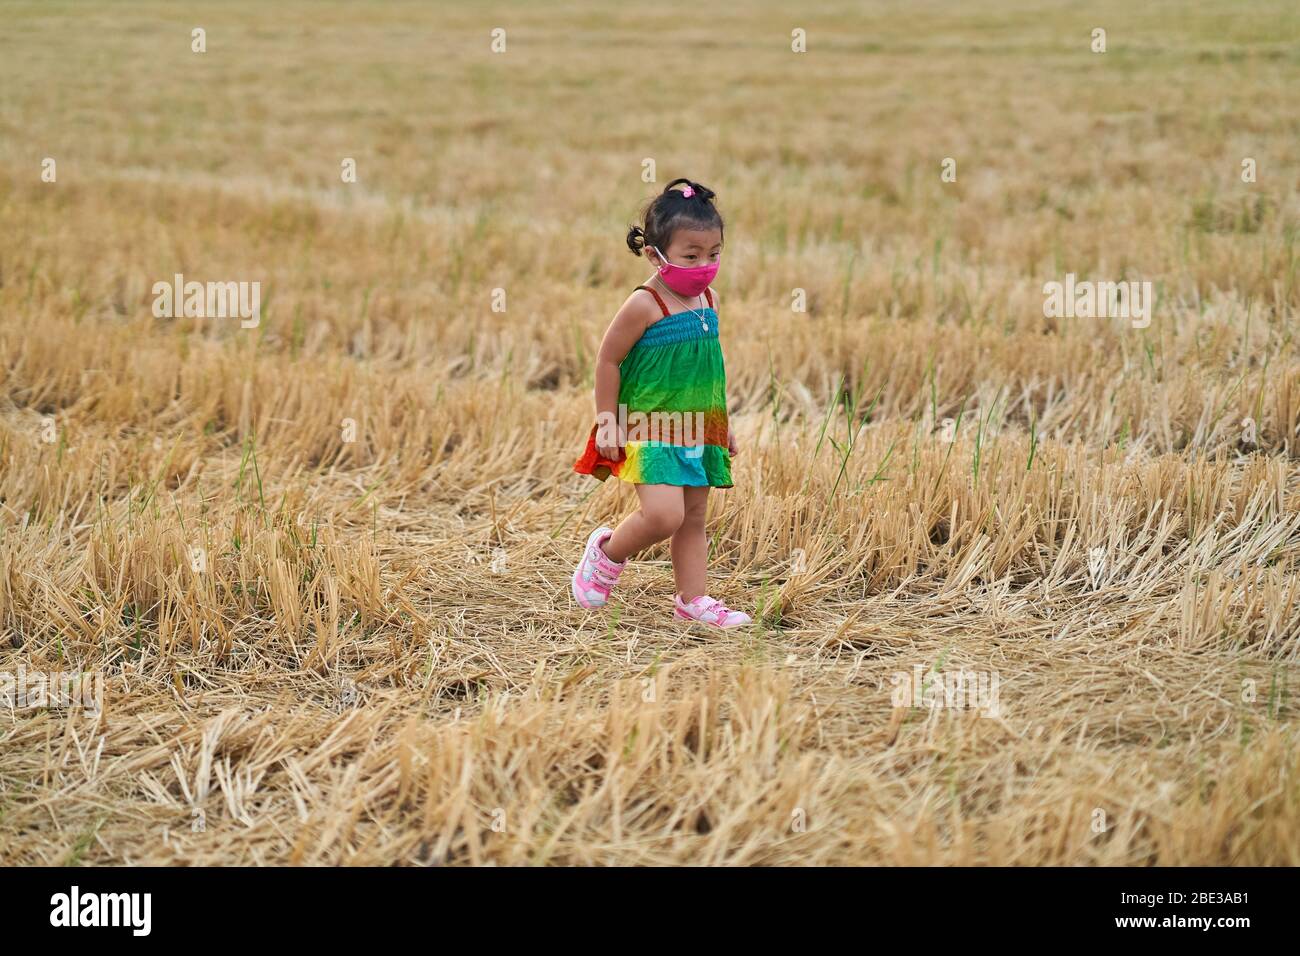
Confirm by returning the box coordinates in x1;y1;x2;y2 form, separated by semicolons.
625;178;724;258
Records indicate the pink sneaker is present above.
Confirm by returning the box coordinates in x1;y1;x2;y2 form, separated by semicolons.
673;594;753;629
571;526;625;609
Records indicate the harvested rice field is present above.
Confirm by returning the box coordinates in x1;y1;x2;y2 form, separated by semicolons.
1;0;1298;866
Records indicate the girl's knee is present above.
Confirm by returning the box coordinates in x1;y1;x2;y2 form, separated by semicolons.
642;503;685;539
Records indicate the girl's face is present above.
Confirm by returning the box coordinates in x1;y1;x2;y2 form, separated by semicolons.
650;226;723;268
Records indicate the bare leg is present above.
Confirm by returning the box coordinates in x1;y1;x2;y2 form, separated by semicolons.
670;486;710;601
602;484;685;563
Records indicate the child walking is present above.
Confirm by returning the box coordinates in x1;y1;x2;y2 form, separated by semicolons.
571;178;751;629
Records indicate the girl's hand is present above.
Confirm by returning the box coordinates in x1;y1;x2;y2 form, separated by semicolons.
727;429;739;457
597;427;626;461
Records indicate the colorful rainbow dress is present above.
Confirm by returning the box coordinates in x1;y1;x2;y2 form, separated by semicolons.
574;285;732;488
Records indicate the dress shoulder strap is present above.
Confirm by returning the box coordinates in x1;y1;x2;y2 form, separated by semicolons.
703;287;714;309
634;285;672;318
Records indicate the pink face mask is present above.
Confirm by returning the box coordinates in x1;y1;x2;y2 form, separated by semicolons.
651;245;719;298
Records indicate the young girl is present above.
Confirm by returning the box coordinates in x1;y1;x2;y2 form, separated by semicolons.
570;178;752;629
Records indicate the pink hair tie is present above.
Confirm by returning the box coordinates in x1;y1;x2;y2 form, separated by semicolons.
681;185;694;198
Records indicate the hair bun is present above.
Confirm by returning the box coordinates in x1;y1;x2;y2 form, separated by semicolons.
669;179;716;203
626;224;646;256
663;177;694;198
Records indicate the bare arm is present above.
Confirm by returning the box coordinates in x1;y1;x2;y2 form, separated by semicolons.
594;291;657;459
